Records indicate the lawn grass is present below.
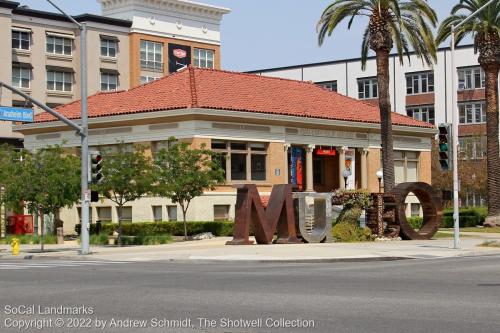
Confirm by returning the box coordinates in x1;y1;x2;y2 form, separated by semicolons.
441;227;500;233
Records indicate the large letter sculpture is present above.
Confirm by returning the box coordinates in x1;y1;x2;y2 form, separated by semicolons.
226;184;301;245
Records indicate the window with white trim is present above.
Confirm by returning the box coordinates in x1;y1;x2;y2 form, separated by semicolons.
394;151;419;184
458;67;485;90
406;72;434;95
47;70;72;92
140;76;159;84
140;40;163;70
406;105;435;124
317;81;338;92
459;103;486;124
12;65;30;89
194;48;215;69
459;136;487;160
46;36;72;55
167;205;177;222
12;30;30;50
211;141;268;182
100;73;118;91
358;78;378;99
214;205;230;222
100;38;117;58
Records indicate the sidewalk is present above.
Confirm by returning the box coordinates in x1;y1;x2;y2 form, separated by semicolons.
0;233;499;262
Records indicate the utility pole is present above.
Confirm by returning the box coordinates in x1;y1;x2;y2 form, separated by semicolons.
46;0;90;254
450;0;497;249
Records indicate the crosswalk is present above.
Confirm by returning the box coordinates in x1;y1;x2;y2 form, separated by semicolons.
0;260;129;270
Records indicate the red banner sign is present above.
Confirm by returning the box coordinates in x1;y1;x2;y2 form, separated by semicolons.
316;148;337;156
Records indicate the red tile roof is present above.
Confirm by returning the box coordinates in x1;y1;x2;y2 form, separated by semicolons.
35;67;434;129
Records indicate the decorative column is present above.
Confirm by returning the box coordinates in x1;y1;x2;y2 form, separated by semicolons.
306;144;315;192
338;146;347;189
284;143;291;184
361;148;369;189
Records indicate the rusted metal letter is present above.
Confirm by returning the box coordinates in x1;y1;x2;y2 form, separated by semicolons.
226;184;301;245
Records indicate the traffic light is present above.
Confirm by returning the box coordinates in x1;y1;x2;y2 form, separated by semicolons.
438;123;453;171
89;152;103;184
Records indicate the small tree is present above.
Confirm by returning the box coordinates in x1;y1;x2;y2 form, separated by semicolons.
154;139;225;240
94;143;155;246
2;146;80;251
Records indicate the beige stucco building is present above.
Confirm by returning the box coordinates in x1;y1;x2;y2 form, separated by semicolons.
16;67;436;234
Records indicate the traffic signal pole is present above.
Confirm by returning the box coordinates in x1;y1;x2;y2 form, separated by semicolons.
46;0;90;254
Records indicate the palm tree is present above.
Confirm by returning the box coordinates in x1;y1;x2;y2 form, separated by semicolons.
436;0;500;226
318;0;438;192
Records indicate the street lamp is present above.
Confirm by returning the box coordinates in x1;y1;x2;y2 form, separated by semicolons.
342;169;350;190
376;170;383;193
46;0;90;254
449;0;496;250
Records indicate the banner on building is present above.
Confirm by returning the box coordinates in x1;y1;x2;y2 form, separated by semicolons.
168;44;191;74
345;149;356;190
290;147;304;191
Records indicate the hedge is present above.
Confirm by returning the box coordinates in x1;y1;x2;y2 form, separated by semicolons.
441;207;487;228
76;221;234;237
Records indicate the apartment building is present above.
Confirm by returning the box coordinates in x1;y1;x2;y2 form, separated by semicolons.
0;0;230;140
249;45;499;162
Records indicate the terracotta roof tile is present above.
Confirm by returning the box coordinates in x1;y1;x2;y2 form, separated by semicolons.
35;67;434;129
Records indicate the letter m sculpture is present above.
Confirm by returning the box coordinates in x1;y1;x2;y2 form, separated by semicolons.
226;184;301;245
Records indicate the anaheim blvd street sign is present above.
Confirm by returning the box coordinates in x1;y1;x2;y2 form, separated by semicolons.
0;107;34;122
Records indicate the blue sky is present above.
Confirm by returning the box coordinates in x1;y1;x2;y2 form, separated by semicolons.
20;0;460;71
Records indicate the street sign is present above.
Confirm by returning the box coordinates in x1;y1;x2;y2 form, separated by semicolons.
0;107;34;122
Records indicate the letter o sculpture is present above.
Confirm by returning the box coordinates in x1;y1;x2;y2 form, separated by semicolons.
393;182;443;240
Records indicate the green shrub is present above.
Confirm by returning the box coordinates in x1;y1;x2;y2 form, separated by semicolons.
119;235;173;246
336;207;362;225
407;217;423;230
441;207;487;228
75;221;234;237
332;222;373;242
89;234;109;245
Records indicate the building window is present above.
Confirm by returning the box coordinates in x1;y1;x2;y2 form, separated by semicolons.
406;72;434;95
458;67;485;90
47;70;72;92
46;36;72;55
152;206;162;222
100;73;118;91
214;205;230;222
317;81;338;92
411;203;421;217
12;65;30;89
211;141;268;182
77;207;93;223
140;76;159;84
97;207;112;223
140;40;163;70
121;207;132;222
459;103;486;124
459;137;487;160
406;105;435;124
194;48;214;69
167;205;177;222
100;38;117;58
358;78;378;99
394;151;419;184
12;30;30;50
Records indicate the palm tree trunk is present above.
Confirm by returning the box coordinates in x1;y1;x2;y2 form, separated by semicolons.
375;49;395;192
484;64;500;226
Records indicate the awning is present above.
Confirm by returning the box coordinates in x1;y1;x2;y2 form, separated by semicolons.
13;61;33;69
46;31;75;39
100;68;120;75
99;34;119;41
46;65;75;73
12;26;32;33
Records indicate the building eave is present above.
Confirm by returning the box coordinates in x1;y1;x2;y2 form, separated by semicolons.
15;108;437;137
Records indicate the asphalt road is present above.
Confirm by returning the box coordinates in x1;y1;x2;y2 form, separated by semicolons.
0;256;499;333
